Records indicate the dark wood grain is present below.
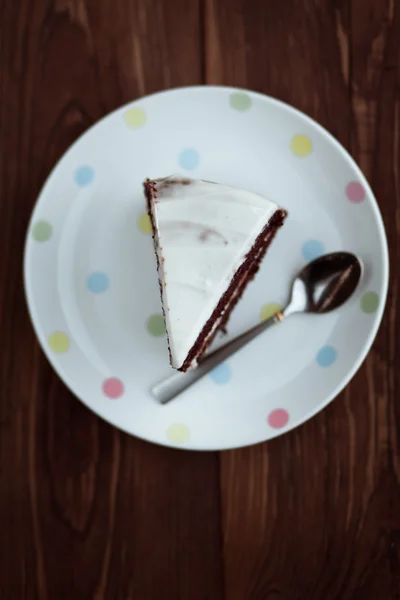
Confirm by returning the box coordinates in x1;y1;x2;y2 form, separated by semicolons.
0;0;399;598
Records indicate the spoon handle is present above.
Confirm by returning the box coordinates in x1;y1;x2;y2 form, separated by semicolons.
152;311;283;405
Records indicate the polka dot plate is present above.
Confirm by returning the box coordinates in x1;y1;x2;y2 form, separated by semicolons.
24;86;389;450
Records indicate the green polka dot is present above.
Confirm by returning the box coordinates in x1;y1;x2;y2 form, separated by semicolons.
361;291;379;314
260;303;282;322
230;92;252;111
138;213;152;234
32;221;52;242
167;423;190;444
124;107;147;128
48;331;70;353
147;314;166;337
290;134;313;157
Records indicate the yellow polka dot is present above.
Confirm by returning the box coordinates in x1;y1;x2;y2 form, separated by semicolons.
260;303;282;322
138;213;152;234
167;423;190;444
124;107;147;128
290;134;312;157
48;331;70;353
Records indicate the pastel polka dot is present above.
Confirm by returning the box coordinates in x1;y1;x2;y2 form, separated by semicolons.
260;303;282;322
316;345;337;367
74;165;95;187
209;362;232;385
230;92;252;111
290;134;313;157
32;220;52;242
302;240;324;261
346;181;365;203
138;213;152;234
48;331;70;353
147;314;166;337
167;423;190;444
178;148;199;170
102;377;124;399
87;271;109;294
267;408;289;429
361;291;379;314
124;107;147;128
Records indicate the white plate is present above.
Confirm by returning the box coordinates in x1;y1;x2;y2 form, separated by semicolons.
24;86;389;450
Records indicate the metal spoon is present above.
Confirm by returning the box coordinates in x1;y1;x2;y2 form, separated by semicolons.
152;251;363;405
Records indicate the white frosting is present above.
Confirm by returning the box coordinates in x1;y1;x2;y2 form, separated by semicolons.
148;176;279;369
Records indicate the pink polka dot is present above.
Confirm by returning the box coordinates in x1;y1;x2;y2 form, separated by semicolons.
102;377;124;399
346;181;365;203
267;408;289;429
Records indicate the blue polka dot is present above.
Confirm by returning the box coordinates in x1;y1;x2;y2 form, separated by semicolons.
302;240;324;261
178;148;199;170
209;362;232;385
75;165;95;187
87;271;109;294
316;345;337;367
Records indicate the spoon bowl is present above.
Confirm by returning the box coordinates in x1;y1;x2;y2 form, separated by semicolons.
284;252;363;317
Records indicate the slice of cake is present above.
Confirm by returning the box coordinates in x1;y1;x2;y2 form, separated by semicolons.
144;176;287;372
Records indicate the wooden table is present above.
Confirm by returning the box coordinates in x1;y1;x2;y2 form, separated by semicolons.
1;1;399;598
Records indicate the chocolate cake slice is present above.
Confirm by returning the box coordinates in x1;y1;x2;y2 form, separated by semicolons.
144;176;287;372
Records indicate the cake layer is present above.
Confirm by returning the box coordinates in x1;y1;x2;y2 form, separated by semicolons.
144;176;287;371
179;210;286;371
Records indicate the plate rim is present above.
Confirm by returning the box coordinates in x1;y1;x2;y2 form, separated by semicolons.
23;85;390;451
